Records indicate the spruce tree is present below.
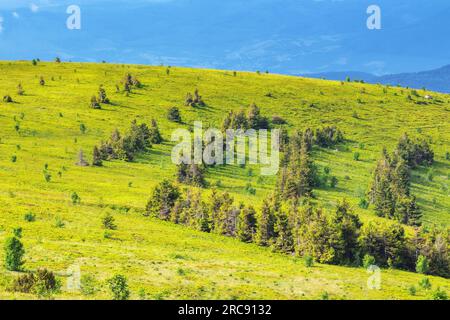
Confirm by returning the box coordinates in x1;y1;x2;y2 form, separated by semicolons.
237;206;257;243
4;234;25;271
92;146;103;166
273;209;294;253
145;180;180;220
255;198;276;246
149;119;163;144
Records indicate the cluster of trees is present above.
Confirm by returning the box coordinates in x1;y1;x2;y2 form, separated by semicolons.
90;85;111;109
93;119;162;164
145;180;449;278
121;73;142;93
185;89;205;107
369;134;434;226
177;163;207;187
277;126;344;200
222;103;270;130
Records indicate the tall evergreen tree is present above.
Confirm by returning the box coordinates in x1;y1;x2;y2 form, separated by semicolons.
255;198;276;246
92;146;103;166
237;206;257;243
145;180;180;220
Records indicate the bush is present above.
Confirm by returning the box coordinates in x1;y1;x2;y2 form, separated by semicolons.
271;116;286;125
353;152;360;161
358;198;369;209
304;255;314;268
446;152;450;161
363;254;376;269
33;268;61;298
418;277;432;290
4;236;25;271
3;95;13;103
80;275;97;296
167;107;181;122
24;212;36;222
415;255;429;274
108;274;130;300
102;213;117;230
408;286;416;296
432;288;448;300
330;176;338;188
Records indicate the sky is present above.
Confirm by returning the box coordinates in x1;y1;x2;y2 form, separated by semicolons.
0;0;449;75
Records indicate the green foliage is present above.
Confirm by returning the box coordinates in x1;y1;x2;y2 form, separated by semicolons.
416;255;430;274
146;180;180;220
303;255;314;268
419;277;432;290
431;287;448;300
4;235;25;271
80;275;97;296
108;274;130;300
24;212;36;222
167;107;182;122
363;254;376;269
102;213;117;230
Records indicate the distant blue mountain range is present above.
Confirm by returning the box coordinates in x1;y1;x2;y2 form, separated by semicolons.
304;65;450;93
1;0;450;81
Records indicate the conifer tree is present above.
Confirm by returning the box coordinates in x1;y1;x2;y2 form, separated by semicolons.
255;198;276;246
145;180;180;220
237;206;257;243
92;146;103;166
4;233;25;271
149;119;163;144
273;209;294;253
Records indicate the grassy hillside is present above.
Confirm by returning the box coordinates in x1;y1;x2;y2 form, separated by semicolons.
0;61;449;299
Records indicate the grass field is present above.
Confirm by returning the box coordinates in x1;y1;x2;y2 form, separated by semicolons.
0;61;449;299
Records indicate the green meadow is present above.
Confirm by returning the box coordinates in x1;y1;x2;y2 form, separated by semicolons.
0;61;449;299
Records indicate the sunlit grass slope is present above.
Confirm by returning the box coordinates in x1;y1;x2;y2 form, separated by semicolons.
0;61;449;299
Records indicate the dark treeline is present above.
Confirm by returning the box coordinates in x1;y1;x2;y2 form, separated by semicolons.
146;180;449;278
369;133;434;226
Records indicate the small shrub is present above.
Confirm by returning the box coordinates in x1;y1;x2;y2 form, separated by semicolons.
71;192;81;205
43;171;51;183
446;152;450;161
33;268;61;298
54;217;65;228
415;255;429;274
271;116;286;125
330;176;338;188
358;198;369;209
363;254;376;269
304;255;314;268
432;288;448;300
24;212;36;222
167;107;181;122
108;274;130;300
102;213;117;230
408;286;416;296
3;95;13;103
80;275;97;296
11;155;17;163
12;273;35;293
353;152;360;161
4;235;25;271
321;292;329;300
418;277;432;290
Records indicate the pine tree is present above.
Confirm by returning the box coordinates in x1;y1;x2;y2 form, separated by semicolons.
282;144;317;199
4;234;25;271
145;180;180;220
237;206;257;243
331;199;362;264
149;119;163;144
92;146;103;166
273;209;294;253
369;148;395;218
255;198;276;246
